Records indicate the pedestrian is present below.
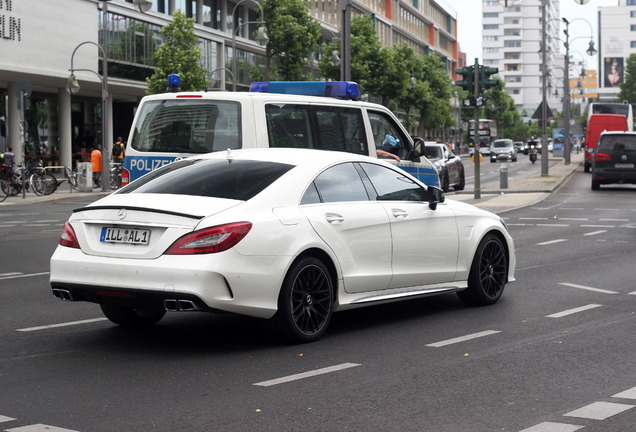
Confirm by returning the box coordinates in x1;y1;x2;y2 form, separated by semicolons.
112;136;125;163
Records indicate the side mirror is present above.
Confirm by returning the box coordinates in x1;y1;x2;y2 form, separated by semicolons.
413;137;425;156
428;186;445;210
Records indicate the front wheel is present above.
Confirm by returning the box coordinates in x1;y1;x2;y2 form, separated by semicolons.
274;256;333;343
458;234;507;306
453;169;465;191
100;304;165;327
64;167;78;190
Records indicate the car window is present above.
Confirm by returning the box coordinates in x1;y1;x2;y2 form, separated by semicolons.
359;162;428;202
314;106;368;155
307;163;369;203
118;159;293;201
598;135;636;151
266;104;313;149
368;111;409;155
423;146;443;159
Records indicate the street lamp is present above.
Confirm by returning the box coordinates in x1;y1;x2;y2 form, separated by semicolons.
67;39;110;192
231;0;268;92
133;0;152;13
207;67;235;91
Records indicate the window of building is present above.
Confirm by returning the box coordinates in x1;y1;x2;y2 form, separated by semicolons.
483;24;499;30
632;11;636;17
504;40;521;48
632;41;636;48
483;12;499;18
484;36;499;42
631;24;636;31
628;0;636;5
203;0;222;30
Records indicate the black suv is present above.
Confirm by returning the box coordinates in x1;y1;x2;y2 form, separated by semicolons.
591;131;636;190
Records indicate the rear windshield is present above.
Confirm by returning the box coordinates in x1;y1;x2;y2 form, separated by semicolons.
130;99;241;153
493;140;511;148
598;135;636;152
118;159;293;201
422;146;443;159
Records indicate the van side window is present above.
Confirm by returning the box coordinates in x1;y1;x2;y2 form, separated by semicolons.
367;111;409;157
265;104;368;155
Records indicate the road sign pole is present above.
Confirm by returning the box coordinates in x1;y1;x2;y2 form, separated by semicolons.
474;58;481;200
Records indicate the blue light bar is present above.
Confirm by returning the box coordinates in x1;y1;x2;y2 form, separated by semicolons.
249;81;360;99
167;74;180;92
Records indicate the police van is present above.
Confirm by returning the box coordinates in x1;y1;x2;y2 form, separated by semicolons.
122;75;439;188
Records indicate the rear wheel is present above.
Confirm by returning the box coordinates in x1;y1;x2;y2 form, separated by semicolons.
453;168;465;191
584;162;590;173
64;167;78;190
441;171;450;192
458;234;507;306
591;179;600;190
100;304;166;327
275;256;333;343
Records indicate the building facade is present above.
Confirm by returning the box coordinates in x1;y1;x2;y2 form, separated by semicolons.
597;0;636;102
481;0;562;123
0;0;458;168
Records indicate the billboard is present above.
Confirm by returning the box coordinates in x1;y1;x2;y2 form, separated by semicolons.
604;57;624;88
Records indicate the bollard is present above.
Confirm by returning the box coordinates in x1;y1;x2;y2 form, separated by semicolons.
77;162;93;192
497;154;508;189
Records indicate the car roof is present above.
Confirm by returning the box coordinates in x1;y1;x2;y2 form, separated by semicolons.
599;131;636;136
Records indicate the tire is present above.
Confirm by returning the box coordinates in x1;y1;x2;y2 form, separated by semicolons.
458;234;507;306
64;167;78;190
100;304;166;327
275;256;333;343
31;174;46;196
42;173;58;195
453;169;465;191
441;171;450;192
584;162;590;173
591;179;600;190
0;179;8;202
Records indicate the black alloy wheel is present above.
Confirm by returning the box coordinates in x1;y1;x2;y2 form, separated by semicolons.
276;256;333;343
458;234;507;306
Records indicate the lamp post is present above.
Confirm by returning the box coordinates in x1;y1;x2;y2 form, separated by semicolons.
340;0;352;81
207;67;235;90
67;39;110;192
561;17;596;165
231;0;268;92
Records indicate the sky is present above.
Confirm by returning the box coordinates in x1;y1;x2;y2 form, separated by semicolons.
448;0;620;69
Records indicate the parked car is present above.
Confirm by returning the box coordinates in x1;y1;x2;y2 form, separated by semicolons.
421;142;466;192
490;139;517;162
591;131;636;190
49;148;515;343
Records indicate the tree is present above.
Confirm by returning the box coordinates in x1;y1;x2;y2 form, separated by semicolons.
414;54;453;135
483;79;522;138
146;10;207;94
262;0;320;81
618;53;636;128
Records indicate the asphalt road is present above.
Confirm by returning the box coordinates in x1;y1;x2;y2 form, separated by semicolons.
0;167;634;432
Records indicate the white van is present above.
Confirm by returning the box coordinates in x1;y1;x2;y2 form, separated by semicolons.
122;78;439;188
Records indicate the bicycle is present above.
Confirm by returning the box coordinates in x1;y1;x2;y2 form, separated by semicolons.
64;166;79;190
0;178;8;202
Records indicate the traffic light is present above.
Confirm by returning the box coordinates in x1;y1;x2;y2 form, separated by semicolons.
479;66;499;93
455;66;474;95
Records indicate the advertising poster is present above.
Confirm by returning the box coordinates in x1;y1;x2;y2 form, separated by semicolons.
604;57;624;88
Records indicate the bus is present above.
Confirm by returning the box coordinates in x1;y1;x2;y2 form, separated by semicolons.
468;119;497;154
587;102;633;131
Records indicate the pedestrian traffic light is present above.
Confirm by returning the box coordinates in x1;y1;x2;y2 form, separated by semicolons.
479;66;499;92
455;66;474;95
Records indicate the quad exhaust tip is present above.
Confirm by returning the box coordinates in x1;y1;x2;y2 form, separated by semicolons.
164;299;199;312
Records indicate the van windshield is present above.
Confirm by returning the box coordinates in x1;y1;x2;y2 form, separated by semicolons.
130;99;241;153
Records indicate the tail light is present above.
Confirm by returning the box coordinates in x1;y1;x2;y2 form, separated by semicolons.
595;153;611;162
59;222;80;249
165;222;252;255
121;168;130;187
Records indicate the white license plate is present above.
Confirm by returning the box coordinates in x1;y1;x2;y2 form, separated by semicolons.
614;163;634;169
100;227;150;245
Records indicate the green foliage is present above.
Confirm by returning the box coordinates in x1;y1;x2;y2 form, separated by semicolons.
618;53;636;128
413;54;454;131
349;15;390;97
262;0;320;81
483;79;521;138
146;10;207;94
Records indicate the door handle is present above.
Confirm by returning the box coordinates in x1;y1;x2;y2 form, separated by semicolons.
391;208;408;218
325;213;345;224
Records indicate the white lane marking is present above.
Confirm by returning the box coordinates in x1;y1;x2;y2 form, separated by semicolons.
519;217;549;220
537;239;567;246
253;363;360;387
0;272;22;277
581;224;615;228
536;224;569;227
519;422;584;432
558;282;618;294
0;272;49;281
5;424;80;432
0;225;17;227
600;218;629;222
546;304;602;318
559;218;588;221
614;386;636;399
23;224;52;227
562;208;584;210
584;230;607;236
426;330;501;348
594;208;620;211
38;219;62;223
629;291;636;296
563;401;634;420
0;415;16;423
17;318;108;332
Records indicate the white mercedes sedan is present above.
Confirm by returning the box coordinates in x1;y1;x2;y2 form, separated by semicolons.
50;148;515;343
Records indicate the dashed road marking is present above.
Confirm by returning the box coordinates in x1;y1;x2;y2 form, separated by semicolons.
519;422;584;432
546;304;602;318
537;239;567;246
17;318;108;332
253;362;360;387
0;272;49;281
584;230;607;236
563;401;635;420
558;282;618;295
5;424;80;432
600;218;629;222
0;415;16;423
558;218;588;221
581;224;615;228
426;330;500;348
614;386;636;400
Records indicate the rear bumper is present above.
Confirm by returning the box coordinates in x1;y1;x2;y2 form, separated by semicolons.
592;168;636;184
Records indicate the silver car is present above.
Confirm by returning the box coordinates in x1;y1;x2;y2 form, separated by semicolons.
490;139;517;162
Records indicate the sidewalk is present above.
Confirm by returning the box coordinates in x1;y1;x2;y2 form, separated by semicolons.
450;150;584;213
1;152;584;214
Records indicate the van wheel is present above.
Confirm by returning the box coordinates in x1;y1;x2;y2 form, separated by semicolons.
584;162;590;173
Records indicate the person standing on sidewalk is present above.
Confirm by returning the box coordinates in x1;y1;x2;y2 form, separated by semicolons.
111;137;125;164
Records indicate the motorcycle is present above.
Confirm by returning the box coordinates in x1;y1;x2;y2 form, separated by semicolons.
528;144;538;164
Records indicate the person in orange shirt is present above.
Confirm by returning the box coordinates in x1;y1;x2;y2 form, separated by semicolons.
91;148;102;187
